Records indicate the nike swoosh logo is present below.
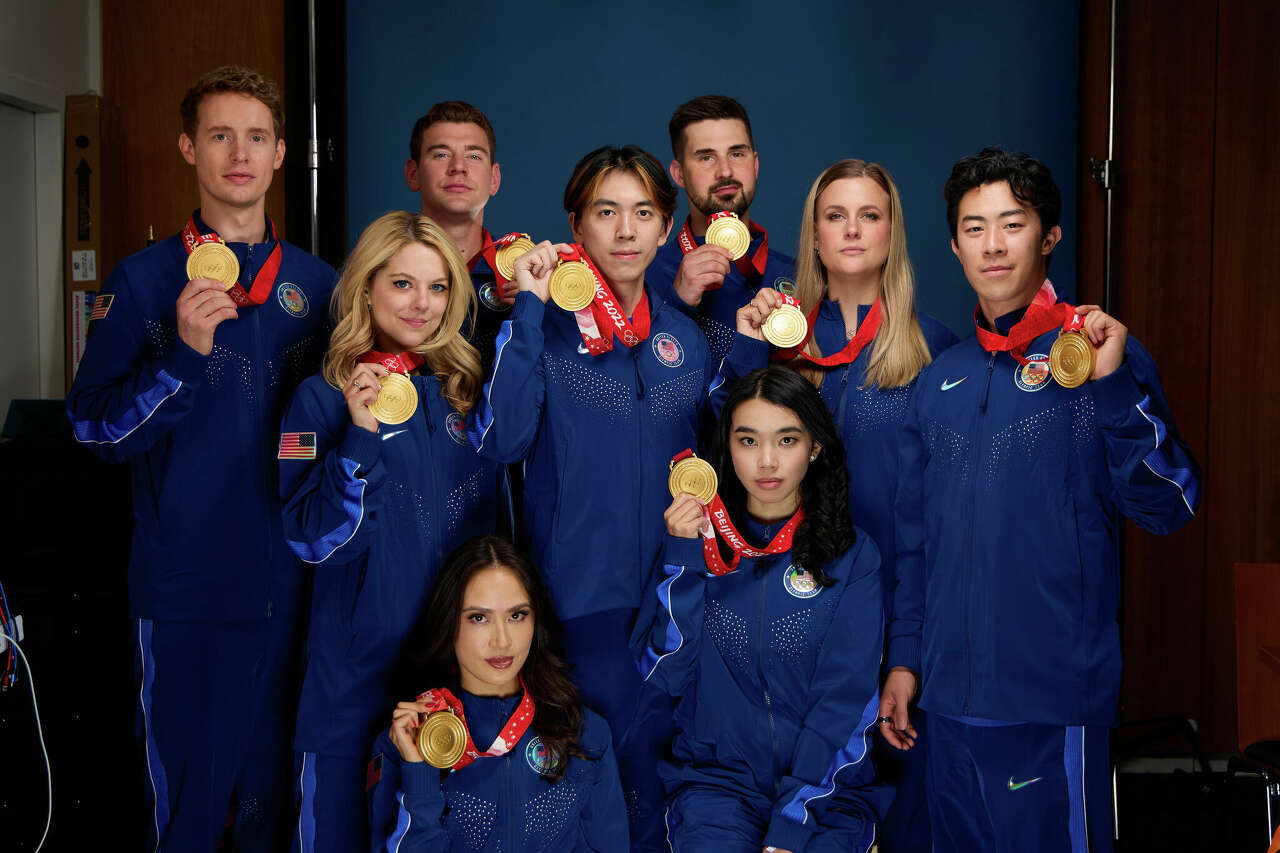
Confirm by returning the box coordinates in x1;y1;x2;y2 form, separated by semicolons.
940;377;967;391
1007;776;1043;791
577;343;590;355
381;430;408;441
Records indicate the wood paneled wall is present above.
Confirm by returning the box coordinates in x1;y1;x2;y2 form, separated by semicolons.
1078;0;1280;752
103;3;287;259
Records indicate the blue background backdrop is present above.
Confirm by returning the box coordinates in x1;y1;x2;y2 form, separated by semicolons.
346;0;1079;335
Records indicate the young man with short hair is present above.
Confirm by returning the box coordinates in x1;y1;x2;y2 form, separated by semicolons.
878;147;1199;853
649;95;795;363
67;66;336;852
405;101;509;361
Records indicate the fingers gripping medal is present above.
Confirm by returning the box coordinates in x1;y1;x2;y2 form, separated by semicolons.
369;373;419;425
762;298;809;349
549;257;597;311
417;710;469;768
1049;314;1095;389
186;240;240;291
494;234;536;282
704;211;751;261
669;451;718;505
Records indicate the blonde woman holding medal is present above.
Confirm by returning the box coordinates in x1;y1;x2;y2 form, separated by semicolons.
278;211;509;853
368;536;627;851
711;160;957;852
467;145;716;851
639;366;888;852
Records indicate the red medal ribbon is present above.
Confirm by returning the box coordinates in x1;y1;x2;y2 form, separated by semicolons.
677;214;770;281
466;228;494;273
972;280;1078;365
771;296;883;367
473;231;530;284
670;449;805;576
560;244;650;356
358;349;426;375
414;678;536;771
182;215;282;307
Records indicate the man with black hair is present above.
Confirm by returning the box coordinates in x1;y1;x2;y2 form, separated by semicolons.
878;147;1200;852
649;94;795;363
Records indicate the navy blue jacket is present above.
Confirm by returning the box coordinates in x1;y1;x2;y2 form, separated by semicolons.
887;305;1201;725
649;222;797;364
280;373;506;757
66;220;336;621
711;303;958;616
367;693;627;851
637;527;889;852
467;248;512;373
467;290;715;621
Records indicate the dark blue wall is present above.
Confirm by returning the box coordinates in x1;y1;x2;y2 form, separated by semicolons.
346;1;1078;334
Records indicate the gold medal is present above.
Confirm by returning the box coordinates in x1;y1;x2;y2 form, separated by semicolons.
668;455;718;504
494;236;536;282
705;213;751;261
1049;329;1094;389
417;710;469;769
369;373;419;425
762;303;809;349
186;241;240;291
549;260;597;311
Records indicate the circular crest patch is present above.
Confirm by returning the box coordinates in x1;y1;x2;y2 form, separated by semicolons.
525;736;559;775
1014;353;1052;392
277;282;309;318
773;276;797;296
651;332;684;368
477;279;510;312
783;564;820;599
446;412;470;446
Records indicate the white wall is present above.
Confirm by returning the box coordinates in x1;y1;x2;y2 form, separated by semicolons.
0;0;99;403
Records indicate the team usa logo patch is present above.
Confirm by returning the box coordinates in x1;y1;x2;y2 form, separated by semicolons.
1014;353;1052;392
445;412;470;446
89;293;114;320
278;431;316;460
773;277;797;296
477;279;510;312
277;282;309;318
783;564;820;599
525;736;559;775
651;332;684;367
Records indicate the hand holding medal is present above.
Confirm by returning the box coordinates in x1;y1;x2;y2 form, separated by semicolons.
1060;304;1127;383
509;240;574;306
344;362;389;433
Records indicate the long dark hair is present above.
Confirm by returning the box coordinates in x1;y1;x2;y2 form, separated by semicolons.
707;366;854;585
397;536;591;782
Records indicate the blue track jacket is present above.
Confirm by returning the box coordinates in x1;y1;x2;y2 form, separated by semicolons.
887;305;1201;725
710;303;958;616
649;222;796;364
279;373;507;757
637;527;889;852
367;693;627;852
467;290;715;621
66;219;336;621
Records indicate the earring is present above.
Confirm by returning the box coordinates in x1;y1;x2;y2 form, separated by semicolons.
809;453;818;462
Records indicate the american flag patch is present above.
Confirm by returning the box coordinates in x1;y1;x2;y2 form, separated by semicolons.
89;294;114;320
277;431;316;460
366;753;383;790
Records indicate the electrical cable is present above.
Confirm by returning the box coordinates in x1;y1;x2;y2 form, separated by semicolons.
0;631;51;852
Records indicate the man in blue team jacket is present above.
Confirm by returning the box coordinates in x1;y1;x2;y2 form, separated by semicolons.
877;147;1200;853
66;67;336;851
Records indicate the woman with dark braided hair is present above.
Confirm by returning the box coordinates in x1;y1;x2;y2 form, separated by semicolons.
636;365;889;852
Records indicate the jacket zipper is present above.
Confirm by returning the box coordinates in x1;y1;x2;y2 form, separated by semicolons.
247;244;273;616
757;562;778;784
504;752;515;852
423;382;443;563
964;350;997;712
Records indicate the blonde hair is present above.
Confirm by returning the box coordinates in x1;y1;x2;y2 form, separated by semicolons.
323;211;482;415
792;159;931;389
